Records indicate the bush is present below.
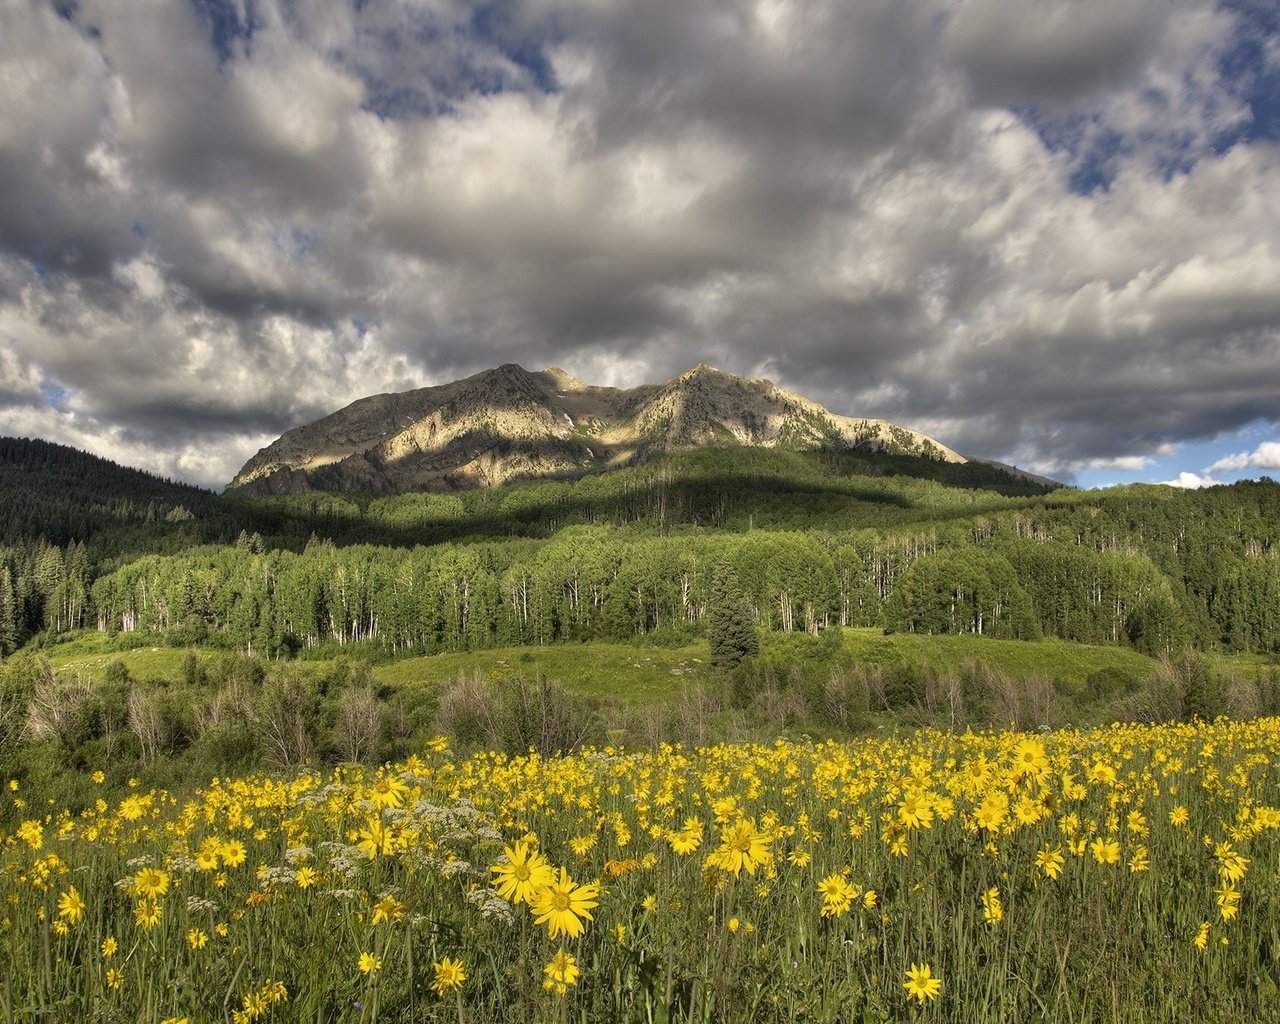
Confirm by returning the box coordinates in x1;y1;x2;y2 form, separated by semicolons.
1085;666;1136;702
435;671;595;755
251;669;319;768
1128;651;1224;723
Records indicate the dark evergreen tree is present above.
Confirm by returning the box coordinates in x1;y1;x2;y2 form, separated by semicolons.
708;561;758;671
0;566;15;656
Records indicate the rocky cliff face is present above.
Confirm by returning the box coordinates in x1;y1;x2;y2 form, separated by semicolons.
228;363;966;494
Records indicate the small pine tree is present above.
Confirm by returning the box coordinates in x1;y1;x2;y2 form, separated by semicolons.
708;561;758;671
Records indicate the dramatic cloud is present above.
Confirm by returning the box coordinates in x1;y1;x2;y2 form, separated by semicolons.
0;0;1277;488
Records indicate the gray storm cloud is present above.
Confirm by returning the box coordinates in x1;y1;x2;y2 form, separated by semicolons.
0;0;1276;488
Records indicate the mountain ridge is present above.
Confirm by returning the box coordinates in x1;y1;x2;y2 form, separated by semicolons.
228;363;969;495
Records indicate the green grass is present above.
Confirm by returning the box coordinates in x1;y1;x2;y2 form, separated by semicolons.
41;628;1168;701
371;643;709;702
835;628;1158;690
38;632;708;701
46;635;192;682
1207;650;1280;677
371;630;1165;703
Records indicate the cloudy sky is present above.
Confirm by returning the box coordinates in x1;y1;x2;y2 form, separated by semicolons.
2;0;1278;491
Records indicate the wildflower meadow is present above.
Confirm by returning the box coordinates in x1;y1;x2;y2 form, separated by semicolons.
4;718;1279;1022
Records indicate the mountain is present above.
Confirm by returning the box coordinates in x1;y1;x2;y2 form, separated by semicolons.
228;363;968;494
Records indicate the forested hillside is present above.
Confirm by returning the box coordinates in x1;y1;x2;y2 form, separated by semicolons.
2;437;1278;661
85;478;1280;659
0;438;215;653
0;436;218;546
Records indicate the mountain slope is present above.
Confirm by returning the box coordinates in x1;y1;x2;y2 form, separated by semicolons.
0;436;217;546
229;364;966;494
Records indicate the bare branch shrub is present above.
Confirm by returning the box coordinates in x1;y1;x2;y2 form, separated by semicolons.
334;684;384;764
127;685;168;764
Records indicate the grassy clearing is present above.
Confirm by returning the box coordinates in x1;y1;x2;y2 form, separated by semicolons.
42;628;1162;699
371;643;705;702
46;636;193;682
836;629;1158;692
39;634;705;701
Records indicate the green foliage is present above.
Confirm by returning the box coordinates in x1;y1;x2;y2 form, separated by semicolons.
1;627;1273;816
884;548;1041;640
1128;651;1228;724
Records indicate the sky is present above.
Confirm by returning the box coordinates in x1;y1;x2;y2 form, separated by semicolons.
1;0;1278;492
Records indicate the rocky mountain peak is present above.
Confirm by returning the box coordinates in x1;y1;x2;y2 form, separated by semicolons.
227;364;967;495
543;366;589;392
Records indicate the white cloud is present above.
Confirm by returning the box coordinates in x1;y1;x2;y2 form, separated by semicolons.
1161;471;1219;489
1020;452;1155;482
1207;441;1280;475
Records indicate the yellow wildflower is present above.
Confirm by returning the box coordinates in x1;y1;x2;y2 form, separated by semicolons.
903;962;942;1004
531;867;600;940
371;894;404;925
1090;837;1121;865
431;957;466;996
57;886;85;925
543;948;580;996
707;818;772;877
981;887;1004;926
133;866;170;899
1035;846;1065;880
490;840;555;906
